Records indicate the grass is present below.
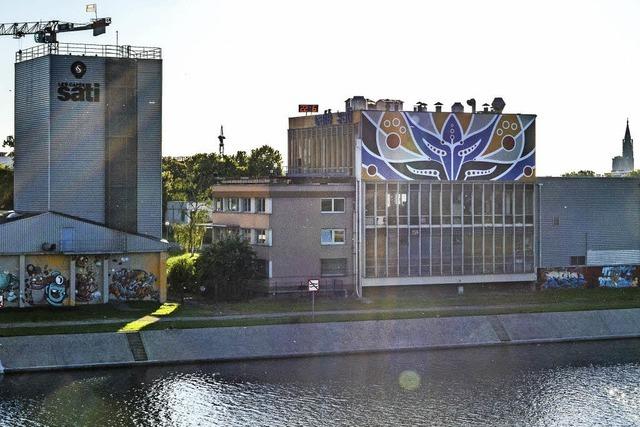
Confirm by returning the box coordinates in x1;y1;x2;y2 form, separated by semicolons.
2;287;640;337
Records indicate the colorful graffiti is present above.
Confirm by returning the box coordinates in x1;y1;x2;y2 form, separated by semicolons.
540;266;639;289
75;256;103;304
25;263;69;306
109;269;157;301
361;111;535;181
0;270;20;307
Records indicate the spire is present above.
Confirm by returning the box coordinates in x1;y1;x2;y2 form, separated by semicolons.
218;125;226;155
625;118;632;142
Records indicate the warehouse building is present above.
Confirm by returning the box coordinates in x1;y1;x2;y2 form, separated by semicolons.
0;43;167;308
212;96;640;296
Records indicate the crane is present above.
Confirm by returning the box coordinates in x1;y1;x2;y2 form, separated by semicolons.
0;18;111;44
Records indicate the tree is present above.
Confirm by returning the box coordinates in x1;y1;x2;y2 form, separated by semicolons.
195;235;258;301
0;165;13;210
171;209;208;253
562;170;595;177
247;145;283;177
167;253;198;297
2;136;14;158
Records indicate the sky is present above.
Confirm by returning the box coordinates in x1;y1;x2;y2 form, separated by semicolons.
0;0;639;176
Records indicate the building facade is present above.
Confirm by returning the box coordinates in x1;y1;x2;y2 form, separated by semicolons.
1;44;167;308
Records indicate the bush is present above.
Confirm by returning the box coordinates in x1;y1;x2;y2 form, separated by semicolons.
195;236;258;301
167;253;198;295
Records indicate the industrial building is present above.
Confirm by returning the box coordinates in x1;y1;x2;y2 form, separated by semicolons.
0;43;167;308
212;96;640;296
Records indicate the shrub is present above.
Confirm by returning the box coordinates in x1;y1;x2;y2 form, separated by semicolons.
167;253;198;295
195;235;258;301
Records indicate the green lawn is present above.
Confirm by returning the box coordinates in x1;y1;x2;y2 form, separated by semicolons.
2;287;640;337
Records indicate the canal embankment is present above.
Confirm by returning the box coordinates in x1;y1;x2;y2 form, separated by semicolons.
3;307;640;373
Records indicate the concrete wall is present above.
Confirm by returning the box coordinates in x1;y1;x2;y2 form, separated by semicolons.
537;177;640;268
4;308;640;373
108;252;161;302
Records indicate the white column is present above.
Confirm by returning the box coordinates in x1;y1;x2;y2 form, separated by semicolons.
19;255;25;308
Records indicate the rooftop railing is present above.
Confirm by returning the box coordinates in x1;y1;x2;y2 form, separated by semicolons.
16;43;161;62
285;166;353;177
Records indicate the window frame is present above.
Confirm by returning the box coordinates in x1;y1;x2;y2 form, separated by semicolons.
321;228;346;245
321;197;345;213
256;197;267;213
321;258;348;277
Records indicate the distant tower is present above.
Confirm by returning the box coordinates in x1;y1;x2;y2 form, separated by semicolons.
218;125;226;155
612;119;634;175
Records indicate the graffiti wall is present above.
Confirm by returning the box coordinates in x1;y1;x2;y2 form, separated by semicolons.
108;253;160;302
24;255;70;307
360;111;535;181
74;256;104;305
0;256;20;308
539;266;639;289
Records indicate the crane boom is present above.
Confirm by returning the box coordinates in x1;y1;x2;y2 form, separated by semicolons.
0;18;111;43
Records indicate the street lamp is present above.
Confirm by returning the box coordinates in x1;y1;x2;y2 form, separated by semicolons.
164;220;170;240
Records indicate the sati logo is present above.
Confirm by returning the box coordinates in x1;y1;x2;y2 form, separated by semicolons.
70;61;87;78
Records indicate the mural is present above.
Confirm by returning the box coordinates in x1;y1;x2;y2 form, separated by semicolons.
108;255;159;302
539;266;639;289
361;111;535;181
75;256;103;304
0;257;20;308
24;256;70;306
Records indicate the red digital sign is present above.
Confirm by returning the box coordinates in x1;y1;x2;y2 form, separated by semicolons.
298;104;319;113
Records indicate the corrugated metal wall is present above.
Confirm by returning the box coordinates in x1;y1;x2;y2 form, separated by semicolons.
136;59;162;239
14;56;50;212
0;213;165;254
537;177;640;267
49;56;106;222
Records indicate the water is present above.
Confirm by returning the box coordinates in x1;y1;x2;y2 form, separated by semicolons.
2;340;640;426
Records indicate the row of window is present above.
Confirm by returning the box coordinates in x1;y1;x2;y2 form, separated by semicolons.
321;198;345;213
214;197;270;214
212;227;272;246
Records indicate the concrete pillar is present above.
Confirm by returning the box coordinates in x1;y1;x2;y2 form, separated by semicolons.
159;251;168;303
19;255;25;308
69;258;76;307
103;258;110;304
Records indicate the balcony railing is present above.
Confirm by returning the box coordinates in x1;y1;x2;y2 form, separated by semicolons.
16;43;161;62
285;166;353;177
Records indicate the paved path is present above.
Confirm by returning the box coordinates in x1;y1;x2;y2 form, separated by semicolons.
1;303;547;330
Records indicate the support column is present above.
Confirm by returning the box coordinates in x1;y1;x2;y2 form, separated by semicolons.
19;255;25;308
103;258;110;304
159;252;168;303
69;258;76;307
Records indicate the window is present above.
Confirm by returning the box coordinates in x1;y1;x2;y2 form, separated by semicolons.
553;216;560;226
239;228;251;242
227;197;240;212
214;198;224;212
570;256;585;265
321;258;348;276
242;198;251;212
256;229;268;245
256;198;266;213
321;228;345;245
321;198;345;213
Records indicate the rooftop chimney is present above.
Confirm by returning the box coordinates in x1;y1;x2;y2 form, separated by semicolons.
451;102;464;113
482;103;490;112
414;102;427;112
435;102;443;113
491;97;506;113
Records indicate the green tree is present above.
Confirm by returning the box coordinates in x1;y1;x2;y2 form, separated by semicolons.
247;145;283;177
2;136;14;158
562;170;596;177
195;235;258;301
167;253;198;297
172;210;208;253
0;165;13;210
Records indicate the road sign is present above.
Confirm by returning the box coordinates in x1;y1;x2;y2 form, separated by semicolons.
308;279;319;292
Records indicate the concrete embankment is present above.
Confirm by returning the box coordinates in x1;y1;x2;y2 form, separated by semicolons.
2;308;640;373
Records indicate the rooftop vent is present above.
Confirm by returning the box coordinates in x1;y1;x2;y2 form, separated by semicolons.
435;102;443;113
491;97;506;113
414;102;427;112
466;98;476;113
451;102;464;113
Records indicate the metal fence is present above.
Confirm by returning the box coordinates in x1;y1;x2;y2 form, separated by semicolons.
284;166;353;177
16;43;162;62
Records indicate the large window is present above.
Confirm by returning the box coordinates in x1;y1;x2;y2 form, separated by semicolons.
363;182;535;278
321;258;348;276
242;198;252;212
227;197;240;212
256;198;266;213
321;229;345;245
321;198;345;213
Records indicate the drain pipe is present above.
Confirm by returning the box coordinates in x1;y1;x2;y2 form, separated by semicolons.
537;182;543;268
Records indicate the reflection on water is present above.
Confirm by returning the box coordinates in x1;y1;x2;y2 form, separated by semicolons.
2;340;640;426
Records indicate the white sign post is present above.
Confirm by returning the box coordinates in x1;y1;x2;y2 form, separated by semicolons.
308;279;319;320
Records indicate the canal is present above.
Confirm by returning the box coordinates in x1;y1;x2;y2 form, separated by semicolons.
2;339;640;426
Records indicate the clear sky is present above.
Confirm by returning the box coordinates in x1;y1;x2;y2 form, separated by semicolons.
0;0;638;176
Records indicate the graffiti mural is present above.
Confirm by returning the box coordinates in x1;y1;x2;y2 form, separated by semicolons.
539;266;639;289
75;256;103;304
24;262;69;306
361;111;535;181
108;255;159;301
599;266;638;288
0;257;20;308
